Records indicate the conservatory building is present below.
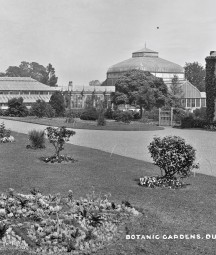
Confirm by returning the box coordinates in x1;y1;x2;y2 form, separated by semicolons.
105;47;185;86
104;46;206;110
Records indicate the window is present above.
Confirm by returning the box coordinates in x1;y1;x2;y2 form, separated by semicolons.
196;98;200;108
201;98;206;107
187;98;191;108
192;99;195;107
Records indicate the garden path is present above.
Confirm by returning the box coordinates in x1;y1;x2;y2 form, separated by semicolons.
1;118;215;177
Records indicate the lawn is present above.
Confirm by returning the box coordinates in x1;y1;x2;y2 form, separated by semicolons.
0;116;163;131
1;132;216;254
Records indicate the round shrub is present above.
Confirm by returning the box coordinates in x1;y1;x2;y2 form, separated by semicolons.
148;136;198;179
80;108;98;121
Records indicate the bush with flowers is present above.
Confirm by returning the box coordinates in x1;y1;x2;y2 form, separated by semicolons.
0;188;140;254
0;122;14;143
139;136;199;189
43;126;76;163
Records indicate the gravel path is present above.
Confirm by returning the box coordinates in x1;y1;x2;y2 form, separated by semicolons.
1;118;215;177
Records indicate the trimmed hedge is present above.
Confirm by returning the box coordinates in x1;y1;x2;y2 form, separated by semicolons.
80;108;98;120
113;110;134;123
180;115;208;129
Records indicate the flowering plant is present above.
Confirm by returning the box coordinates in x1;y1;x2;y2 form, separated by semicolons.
0;189;139;254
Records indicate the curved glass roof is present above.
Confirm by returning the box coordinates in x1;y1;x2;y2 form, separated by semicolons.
107;47;184;74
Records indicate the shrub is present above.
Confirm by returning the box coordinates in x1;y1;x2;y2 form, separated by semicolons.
30;100;55;118
132;111;141;120
193;107;207;119
28;130;46;149
45;126;76;163
143;107;159;121
104;107;113;119
80;108;98;121
65;108;84;118
97;111;106;126
180;115;195;128
180;115;208;129
7;97;28;117
113;110;134;123
0;122;11;138
148;136;199;179
49;91;65;116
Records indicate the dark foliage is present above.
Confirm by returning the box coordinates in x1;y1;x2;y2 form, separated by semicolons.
28;130;46;149
184;62;206;92
205;56;216;122
7;97;28;117
49;91;65;116
30;100;55;118
80;108;98;121
113;110;134;123
104;107;113;119
112;70;168;117
4;61;58;86
97;111;106;126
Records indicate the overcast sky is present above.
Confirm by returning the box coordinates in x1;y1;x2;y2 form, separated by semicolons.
0;0;215;87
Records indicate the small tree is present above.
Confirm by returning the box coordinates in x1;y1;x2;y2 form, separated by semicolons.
49;91;65;116
45;126;75;159
148;136;198;179
7;97;28;117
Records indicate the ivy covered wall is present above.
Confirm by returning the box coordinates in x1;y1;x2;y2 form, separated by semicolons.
205;54;216;122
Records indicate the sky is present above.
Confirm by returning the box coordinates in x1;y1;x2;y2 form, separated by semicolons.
0;0;215;88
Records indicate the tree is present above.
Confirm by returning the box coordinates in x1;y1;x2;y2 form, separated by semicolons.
46;63;58;87
4;62;58;86
30;100;55;118
7;97;28;117
45;126;76;159
49;91;65;116
111;70;168;117
184;62;206;92
89;80;101;86
169;75;183;108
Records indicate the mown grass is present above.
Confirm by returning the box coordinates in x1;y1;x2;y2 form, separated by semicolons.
1;132;216;254
0;116;163;131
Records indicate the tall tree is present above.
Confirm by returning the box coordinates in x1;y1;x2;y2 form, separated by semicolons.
4;61;58;86
184;62;206;92
111;70;168;117
46;63;58;86
49;91;65;116
169;75;183;108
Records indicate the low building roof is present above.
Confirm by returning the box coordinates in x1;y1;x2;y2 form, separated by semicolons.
0;94;51;103
0;77;59;91
180;80;202;98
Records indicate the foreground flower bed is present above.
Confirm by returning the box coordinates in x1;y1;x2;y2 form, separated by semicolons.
0;189;139;254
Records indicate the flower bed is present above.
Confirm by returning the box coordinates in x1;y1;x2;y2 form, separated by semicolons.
139;176;187;189
41;155;77;164
0;189;139;254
